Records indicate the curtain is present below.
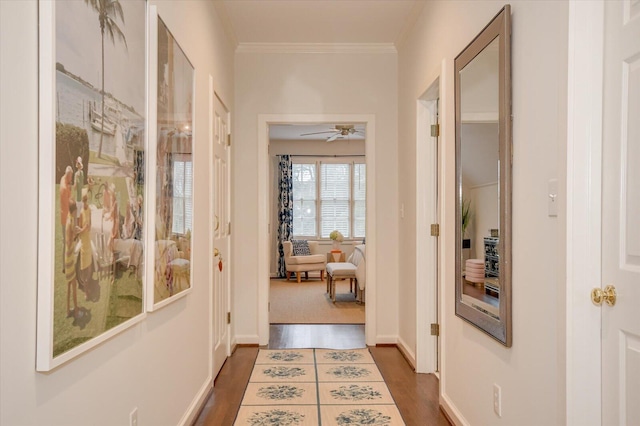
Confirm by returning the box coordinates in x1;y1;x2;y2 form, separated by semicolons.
277;155;293;277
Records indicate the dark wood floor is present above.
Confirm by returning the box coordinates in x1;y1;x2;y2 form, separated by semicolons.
194;324;450;426
463;281;499;308
269;323;366;349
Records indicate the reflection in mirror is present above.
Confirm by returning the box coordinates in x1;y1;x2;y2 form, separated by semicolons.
154;17;194;304
455;5;511;346
460;37;500;319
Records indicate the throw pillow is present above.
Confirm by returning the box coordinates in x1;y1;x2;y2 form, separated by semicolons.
291;240;311;256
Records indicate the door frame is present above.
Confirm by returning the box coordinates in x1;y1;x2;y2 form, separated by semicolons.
209;82;232;379
257;113;377;346
566;0;603;423
416;72;442;374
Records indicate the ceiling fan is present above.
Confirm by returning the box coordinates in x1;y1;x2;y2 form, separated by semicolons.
300;124;364;142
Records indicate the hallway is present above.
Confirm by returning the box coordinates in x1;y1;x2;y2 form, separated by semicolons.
194;325;450;425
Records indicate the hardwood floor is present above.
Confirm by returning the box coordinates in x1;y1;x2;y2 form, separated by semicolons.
194;324;450;425
269;323;366;349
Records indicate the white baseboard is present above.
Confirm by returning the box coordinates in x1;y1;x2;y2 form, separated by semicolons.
440;391;470;426
396;336;416;370
178;375;213;426
375;335;398;345
234;334;260;345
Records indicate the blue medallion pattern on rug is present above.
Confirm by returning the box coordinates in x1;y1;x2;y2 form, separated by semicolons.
336;408;392;425
327;365;371;379
266;351;304;362
262;366;306;379
324;350;364;362
330;384;382;401
257;384;305;401
248;409;305;426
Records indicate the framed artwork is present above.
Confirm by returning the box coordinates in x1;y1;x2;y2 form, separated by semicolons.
37;0;148;370
145;7;195;311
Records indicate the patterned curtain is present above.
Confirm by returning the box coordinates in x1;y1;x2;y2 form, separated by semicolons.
277;155;293;277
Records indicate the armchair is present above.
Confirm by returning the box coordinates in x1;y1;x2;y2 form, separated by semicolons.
282;240;326;283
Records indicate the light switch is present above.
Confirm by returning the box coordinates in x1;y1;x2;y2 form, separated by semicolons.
548;179;558;217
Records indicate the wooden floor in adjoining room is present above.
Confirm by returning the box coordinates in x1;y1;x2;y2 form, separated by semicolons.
193;324;451;426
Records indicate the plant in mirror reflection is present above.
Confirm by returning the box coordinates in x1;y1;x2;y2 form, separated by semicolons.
461;198;473;238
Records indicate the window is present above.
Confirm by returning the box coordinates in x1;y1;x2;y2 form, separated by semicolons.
292;159;365;239
172;158;193;235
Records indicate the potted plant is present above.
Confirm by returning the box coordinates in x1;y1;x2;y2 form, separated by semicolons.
329;230;344;251
461;198;472;249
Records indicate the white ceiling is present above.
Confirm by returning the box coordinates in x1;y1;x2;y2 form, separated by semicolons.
216;0;425;46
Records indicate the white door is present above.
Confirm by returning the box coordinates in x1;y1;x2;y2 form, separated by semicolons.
211;86;231;378
601;1;640;424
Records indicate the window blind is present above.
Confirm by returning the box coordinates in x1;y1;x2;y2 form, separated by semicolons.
292;163;317;236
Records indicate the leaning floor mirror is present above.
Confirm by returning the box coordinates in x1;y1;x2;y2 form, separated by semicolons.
455;5;512;346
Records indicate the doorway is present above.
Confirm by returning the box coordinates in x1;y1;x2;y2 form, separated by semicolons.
416;77;441;374
257;114;377;346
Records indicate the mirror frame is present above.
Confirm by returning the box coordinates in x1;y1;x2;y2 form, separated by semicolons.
454;5;512;346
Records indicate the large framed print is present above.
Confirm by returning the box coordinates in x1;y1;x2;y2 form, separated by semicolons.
145;8;195;311
37;0;148;371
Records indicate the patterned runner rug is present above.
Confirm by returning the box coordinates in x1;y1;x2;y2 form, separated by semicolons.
234;348;405;425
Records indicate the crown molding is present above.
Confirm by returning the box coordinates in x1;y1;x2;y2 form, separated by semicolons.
236;42;397;54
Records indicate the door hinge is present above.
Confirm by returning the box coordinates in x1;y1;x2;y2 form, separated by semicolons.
430;323;440;336
430;124;440;137
268;302;271;312
430;224;440;237
227;312;231;324
227;134;231;146
228;222;231;235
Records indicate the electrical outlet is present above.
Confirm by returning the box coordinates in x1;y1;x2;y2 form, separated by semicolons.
493;384;502;417
130;407;138;426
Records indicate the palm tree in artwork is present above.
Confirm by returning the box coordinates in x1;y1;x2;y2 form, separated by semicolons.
84;0;127;158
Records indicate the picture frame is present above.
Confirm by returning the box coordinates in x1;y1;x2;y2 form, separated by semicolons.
36;0;148;371
145;7;195;311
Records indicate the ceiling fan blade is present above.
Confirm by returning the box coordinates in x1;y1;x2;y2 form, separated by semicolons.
326;133;341;142
300;130;339;136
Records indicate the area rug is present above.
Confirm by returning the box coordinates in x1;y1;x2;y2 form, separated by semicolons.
270;279;365;325
234;348;405;425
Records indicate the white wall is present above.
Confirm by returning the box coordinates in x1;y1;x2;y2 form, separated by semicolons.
0;1;234;424
234;50;398;342
398;1;567;425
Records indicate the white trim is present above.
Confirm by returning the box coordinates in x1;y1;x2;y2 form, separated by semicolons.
237;43;396;54
234;334;260;345
258;114;377;346
208;74;215;389
416;69;441;374
374;335;398;345
178;375;213;426
397;336;416;370
440;393;470;426
566;1;604;424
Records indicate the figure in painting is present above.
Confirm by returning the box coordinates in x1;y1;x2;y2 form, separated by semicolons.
77;192;92;295
59;165;73;272
65;200;79;318
73;157;84;215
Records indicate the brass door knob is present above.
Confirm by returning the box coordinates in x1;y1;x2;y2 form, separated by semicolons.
591;285;616;306
214;248;220;257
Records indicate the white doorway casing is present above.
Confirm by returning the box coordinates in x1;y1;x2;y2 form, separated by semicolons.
566;0;603;424
257;114;376;346
416;70;443;374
